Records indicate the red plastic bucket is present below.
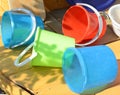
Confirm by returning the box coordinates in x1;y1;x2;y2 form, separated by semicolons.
62;3;107;46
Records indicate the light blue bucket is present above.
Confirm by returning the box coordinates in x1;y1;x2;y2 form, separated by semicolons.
62;45;118;93
1;8;44;48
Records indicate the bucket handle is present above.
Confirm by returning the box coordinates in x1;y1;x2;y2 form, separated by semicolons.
11;8;36;48
14;43;37;67
75;3;103;46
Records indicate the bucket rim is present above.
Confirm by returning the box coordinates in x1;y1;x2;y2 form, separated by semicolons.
62;47;87;93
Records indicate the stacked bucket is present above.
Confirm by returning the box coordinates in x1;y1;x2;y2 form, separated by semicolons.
0;0;119;94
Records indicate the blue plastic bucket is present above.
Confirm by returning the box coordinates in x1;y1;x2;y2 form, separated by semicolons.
66;0;115;11
62;45;118;93
1;8;44;48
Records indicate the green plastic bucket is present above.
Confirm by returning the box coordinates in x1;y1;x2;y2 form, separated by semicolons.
14;27;75;67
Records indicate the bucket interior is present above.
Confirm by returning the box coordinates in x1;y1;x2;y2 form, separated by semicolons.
109;5;120;24
62;5;89;43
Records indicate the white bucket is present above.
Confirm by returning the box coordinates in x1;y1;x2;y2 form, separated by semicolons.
108;4;120;37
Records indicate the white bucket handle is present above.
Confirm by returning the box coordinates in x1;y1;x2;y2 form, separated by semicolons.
14;42;37;67
11;8;36;48
14;28;43;67
75;3;103;46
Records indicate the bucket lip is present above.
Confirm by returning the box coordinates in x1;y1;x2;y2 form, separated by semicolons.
62;47;87;93
108;4;120;27
1;11;14;48
62;5;90;43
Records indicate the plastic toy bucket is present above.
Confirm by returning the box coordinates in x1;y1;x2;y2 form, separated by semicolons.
1;8;44;48
62;45;118;93
62;3;106;46
108;4;120;37
66;0;115;11
14;27;75;67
